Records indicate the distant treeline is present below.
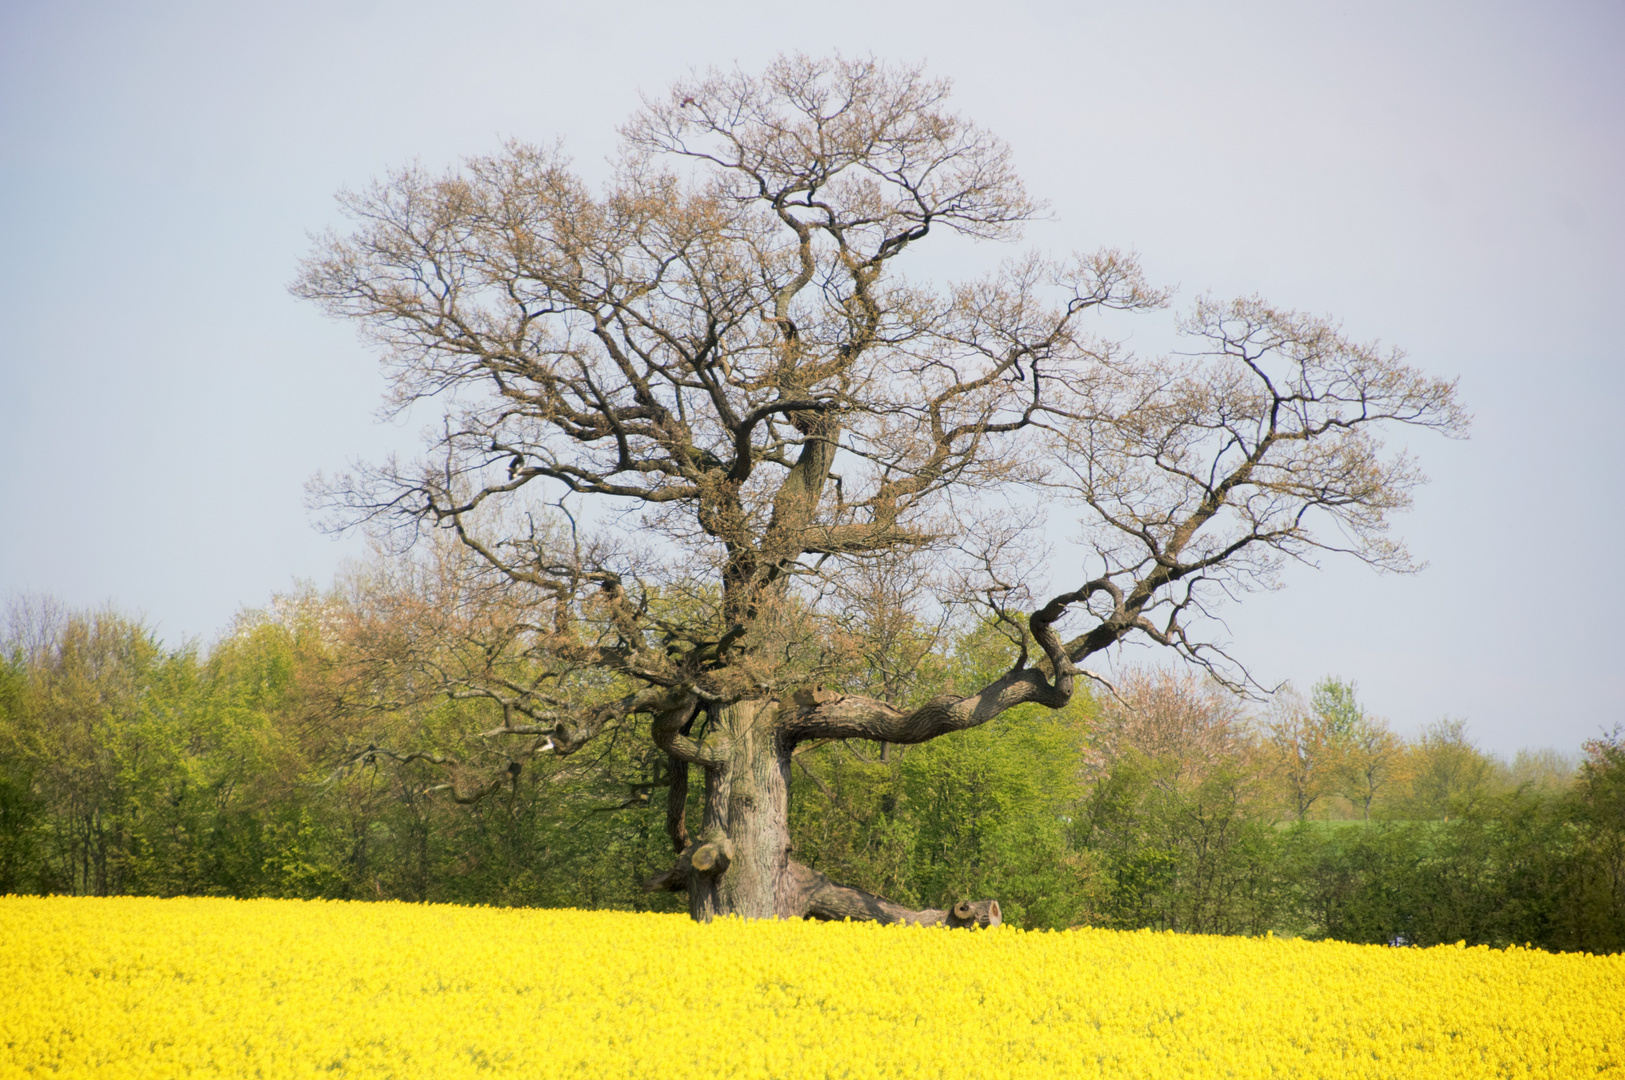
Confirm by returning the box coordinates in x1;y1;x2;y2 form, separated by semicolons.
2;591;1621;953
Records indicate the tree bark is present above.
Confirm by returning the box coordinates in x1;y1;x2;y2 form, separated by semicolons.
792;863;1002;927
688;700;794;920
647;697;1002;927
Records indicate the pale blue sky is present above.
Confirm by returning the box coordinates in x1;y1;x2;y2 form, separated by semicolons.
2;0;1620;754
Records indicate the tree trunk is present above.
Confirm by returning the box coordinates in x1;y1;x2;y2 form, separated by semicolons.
654;698;1002;929
688;700;792;920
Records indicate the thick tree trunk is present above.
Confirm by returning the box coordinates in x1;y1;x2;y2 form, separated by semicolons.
650;698;1001;928
688;700;793;920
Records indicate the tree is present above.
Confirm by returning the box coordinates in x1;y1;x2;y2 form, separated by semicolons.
1339;712;1403;820
1087;668;1249;788
1080;670;1285;935
1404;719;1495;820
0;595;329;899
1308;676;1403;820
1311;677;1361;739
0;599;172;896
1264;689;1343;822
1551;725;1625;951
293;54;1466;924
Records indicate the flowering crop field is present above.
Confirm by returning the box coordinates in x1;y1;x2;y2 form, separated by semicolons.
2;896;1621;1079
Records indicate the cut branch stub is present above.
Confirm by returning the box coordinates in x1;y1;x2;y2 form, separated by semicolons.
641;833;735;892
947;900;1002;928
691;838;734;876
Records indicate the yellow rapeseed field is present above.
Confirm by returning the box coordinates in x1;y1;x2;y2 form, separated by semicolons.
2;896;1620;1079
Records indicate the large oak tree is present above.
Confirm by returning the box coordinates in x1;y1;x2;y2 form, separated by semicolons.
295;54;1465;925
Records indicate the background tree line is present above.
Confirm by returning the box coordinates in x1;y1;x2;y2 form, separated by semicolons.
2;577;1620;953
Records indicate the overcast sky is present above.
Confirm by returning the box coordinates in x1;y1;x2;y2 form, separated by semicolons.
2;0;1620;755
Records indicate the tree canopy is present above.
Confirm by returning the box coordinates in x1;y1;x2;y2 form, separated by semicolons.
292;54;1467;924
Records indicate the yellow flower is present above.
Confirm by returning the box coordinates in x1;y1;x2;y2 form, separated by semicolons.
2;896;1621;1079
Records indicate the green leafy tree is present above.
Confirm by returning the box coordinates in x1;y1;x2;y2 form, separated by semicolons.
0;644;48;893
1403;719;1496;820
1078;670;1288;934
1304;677;1403;820
1310;677;1362;739
1555;726;1625;951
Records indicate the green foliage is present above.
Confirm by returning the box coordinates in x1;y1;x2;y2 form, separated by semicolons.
3;596;1621;954
788;724;1095;932
1553;726;1625;951
790;623;1096;929
1288;795;1576;948
1310;677;1362;739
0;607;321;898
1401;718;1498;820
900;705;1094;929
1079;749;1290;935
0;650;48;893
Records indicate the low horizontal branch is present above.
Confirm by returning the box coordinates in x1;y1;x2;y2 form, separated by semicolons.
789;862;1001;928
